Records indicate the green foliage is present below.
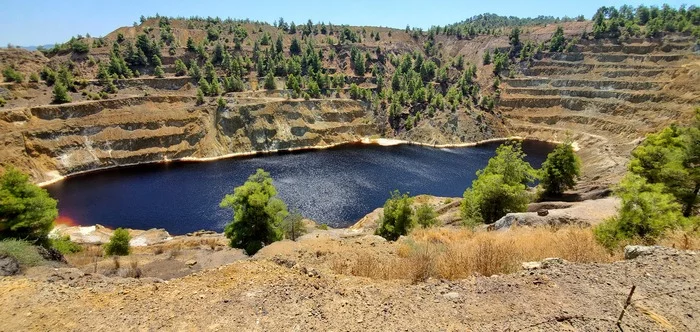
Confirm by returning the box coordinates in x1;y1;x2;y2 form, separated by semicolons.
220;169;287;255
2;67;24;83
174;59;188;76
413;203;437;228
549;26;566;52
540;140;581;195
629;112;700;217
104;228;131;256
154;65;165;78
461;142;536;224
289;38;301;55
264;71;276;90
28;72;40;83
196;87;205;105
594;174;686;249
280;210;306;241
375;190;414;241
0;167;57;243
482;50;491;65
54;82;72;104
0;239;46;267
50;235;82;254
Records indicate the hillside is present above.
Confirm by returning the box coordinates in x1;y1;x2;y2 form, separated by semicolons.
0;10;696;185
1;6;700;331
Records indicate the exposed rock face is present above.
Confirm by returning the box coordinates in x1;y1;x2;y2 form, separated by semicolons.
500;36;700;187
1;97;386;183
51;224;172;246
494;197;620;230
624;245;662;260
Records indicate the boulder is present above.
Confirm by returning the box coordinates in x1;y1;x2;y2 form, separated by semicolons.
537;209;549;216
624;245;661;260
0;255;20;276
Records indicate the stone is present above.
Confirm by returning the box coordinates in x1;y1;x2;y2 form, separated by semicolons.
443;292;460;299
541;257;565;268
0;255;20;276
624;245;661;260
537;209;549;216
522;261;542;270
185;260;197;266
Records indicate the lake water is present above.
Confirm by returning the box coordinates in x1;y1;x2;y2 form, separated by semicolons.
44;141;555;234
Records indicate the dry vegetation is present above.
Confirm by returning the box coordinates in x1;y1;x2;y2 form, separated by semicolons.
332;226;700;283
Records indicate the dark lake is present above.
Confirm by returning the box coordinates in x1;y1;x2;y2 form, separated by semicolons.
44;140;555;234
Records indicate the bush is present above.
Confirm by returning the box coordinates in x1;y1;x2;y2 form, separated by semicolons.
628;110;700;217
2;67;24;83
263;72;276;90
0;167;58;243
0;97;5;107
28;72;40;83
414;203;437;228
461;142;536;225
174;59;188;76
52;82;71;104
50;235;82;254
376;190;414;241
0;239;46;267
220;169;287;255
104;228;131;256
196;87;205;105
280;210;306;241
540;140;581;196
154;65;165;78
594;174;686;250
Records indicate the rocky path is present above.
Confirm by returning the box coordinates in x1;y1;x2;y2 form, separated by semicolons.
1;247;698;331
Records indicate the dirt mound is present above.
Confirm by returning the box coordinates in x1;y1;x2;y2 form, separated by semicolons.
0;245;697;331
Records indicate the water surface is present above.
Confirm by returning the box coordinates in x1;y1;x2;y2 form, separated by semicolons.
45;141;554;234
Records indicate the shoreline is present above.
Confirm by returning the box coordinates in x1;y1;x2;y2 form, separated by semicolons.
37;136;566;187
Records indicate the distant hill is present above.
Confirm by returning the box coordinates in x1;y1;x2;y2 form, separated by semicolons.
19;44;54;51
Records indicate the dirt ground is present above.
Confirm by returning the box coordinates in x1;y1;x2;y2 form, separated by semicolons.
0;245;697;331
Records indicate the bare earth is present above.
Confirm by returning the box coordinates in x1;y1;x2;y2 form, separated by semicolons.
0;244;698;331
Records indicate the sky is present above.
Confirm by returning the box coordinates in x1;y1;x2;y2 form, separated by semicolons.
0;0;694;46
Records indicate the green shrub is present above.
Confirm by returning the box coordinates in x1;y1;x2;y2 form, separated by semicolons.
280;210;306;241
376;190;414;241
28;72;40;83
154;65;165;78
0;167;58;243
0;239;45;267
414;203;438;228
461;142;536;225
2;67;24;83
50;235;82;254
220;169;287;255
540;140;581;196
0;97;5;107
594;174;686;249
52;82;71;104
104;228;131;256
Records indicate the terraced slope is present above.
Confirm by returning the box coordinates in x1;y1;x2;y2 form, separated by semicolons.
0;96;378;183
500;36;700;186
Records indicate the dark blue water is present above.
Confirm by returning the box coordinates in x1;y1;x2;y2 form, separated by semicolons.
44;141;554;234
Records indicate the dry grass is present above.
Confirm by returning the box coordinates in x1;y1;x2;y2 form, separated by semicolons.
658;229;700;250
333;226;615;281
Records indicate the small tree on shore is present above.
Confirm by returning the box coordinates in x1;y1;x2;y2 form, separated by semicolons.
104;228;131;256
461;142;536;225
540;140;581;196
280;210;306;241
376;190;414;241
0;167;58;244
220;169;288;255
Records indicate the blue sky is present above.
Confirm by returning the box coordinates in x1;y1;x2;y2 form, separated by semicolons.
0;0;694;46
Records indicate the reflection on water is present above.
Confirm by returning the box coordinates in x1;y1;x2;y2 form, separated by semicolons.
45;141;554;234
